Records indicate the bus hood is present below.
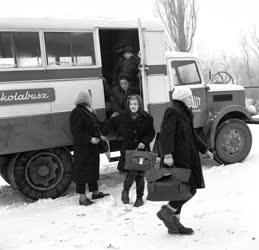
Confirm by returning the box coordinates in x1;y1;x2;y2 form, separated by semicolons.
207;84;245;92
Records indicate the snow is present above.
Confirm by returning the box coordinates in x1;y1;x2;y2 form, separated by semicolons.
1;126;259;250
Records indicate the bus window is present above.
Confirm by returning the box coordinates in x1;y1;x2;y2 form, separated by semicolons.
0;32;15;68
44;32;96;67
0;32;42;68
171;60;201;85
71;33;96;66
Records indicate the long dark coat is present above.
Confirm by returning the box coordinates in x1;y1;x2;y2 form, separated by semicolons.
69;104;101;184
102;110;155;171
159;100;208;189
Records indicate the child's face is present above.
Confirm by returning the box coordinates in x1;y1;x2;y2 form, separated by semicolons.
129;99;139;113
120;79;129;91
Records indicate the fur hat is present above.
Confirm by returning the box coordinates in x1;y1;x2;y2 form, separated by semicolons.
172;86;193;101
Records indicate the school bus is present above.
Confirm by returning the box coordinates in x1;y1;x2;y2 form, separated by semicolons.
0;17;254;200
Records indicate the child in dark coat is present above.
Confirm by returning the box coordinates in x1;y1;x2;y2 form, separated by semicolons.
102;95;155;207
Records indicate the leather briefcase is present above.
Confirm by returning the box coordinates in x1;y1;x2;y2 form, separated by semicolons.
146;167;192;201
124;150;158;171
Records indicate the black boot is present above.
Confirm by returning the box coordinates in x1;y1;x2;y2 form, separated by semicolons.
134;197;144;207
157;205;179;232
169;216;194;235
121;189;130;204
91;192;110;200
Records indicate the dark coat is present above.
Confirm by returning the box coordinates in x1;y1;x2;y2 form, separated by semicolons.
69;104;101;184
112;55;140;85
111;85;139;113
159;100;208;189
102;110;155;171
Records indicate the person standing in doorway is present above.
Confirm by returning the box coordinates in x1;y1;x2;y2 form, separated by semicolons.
112;46;140;88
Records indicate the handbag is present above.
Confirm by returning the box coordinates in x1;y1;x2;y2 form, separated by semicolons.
146;167;192;201
98;139;109;154
124;150;158;171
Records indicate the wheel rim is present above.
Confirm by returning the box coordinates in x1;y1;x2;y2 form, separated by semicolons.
221;128;244;155
25;152;64;191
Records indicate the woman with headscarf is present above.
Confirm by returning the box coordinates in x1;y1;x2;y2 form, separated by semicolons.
69;90;109;206
102;95;155;207
156;86;213;234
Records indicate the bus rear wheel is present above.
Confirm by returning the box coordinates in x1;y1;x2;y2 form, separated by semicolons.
8;148;73;200
214;119;252;164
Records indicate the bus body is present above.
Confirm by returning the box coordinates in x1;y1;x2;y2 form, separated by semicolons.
0;18;252;200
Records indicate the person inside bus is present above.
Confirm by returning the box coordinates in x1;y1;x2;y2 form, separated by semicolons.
101;95;155;207
69;90;110;206
112;46;140;88
110;74;139;117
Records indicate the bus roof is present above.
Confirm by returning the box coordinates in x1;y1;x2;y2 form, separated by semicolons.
0;17;164;31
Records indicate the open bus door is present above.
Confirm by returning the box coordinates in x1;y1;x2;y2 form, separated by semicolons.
138;19;169;132
137;18;149;112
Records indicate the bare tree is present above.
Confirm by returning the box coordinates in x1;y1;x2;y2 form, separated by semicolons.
240;36;253;84
155;0;197;52
249;26;259;60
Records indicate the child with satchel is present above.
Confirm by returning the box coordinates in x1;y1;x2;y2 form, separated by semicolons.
102;95;155;207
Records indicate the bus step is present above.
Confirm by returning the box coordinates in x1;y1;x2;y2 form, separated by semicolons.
109;156;120;162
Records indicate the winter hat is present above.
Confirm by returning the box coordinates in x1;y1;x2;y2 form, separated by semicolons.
172;86;193;101
118;73;131;82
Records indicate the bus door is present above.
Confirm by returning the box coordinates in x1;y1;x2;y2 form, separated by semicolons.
138;20;169;132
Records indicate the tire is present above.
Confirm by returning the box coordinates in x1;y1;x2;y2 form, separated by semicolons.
214;119;252;164
8;148;73;200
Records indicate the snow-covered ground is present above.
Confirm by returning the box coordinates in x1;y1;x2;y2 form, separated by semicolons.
0;126;259;250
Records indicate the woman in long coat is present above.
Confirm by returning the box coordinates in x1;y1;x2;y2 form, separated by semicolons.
69;90;109;206
102;95;155;207
157;86;213;235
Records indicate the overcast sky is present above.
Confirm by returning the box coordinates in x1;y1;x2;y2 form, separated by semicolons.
0;0;259;56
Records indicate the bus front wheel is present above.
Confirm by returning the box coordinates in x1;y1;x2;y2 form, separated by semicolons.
214;119;252;164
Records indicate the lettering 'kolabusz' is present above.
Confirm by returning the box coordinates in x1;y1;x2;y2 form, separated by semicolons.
0;88;55;106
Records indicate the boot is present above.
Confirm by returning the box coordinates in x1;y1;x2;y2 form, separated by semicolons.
79;198;94;206
121;189;130;204
169;216;194;235
157;205;179;232
134;197;144;207
92;192;110;200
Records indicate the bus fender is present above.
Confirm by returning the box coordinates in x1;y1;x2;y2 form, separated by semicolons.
208;105;251;149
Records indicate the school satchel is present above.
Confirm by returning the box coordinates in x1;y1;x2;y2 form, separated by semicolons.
146;167;193;201
124;150;158;171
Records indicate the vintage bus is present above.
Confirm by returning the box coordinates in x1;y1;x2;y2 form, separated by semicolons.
0;17;254;200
